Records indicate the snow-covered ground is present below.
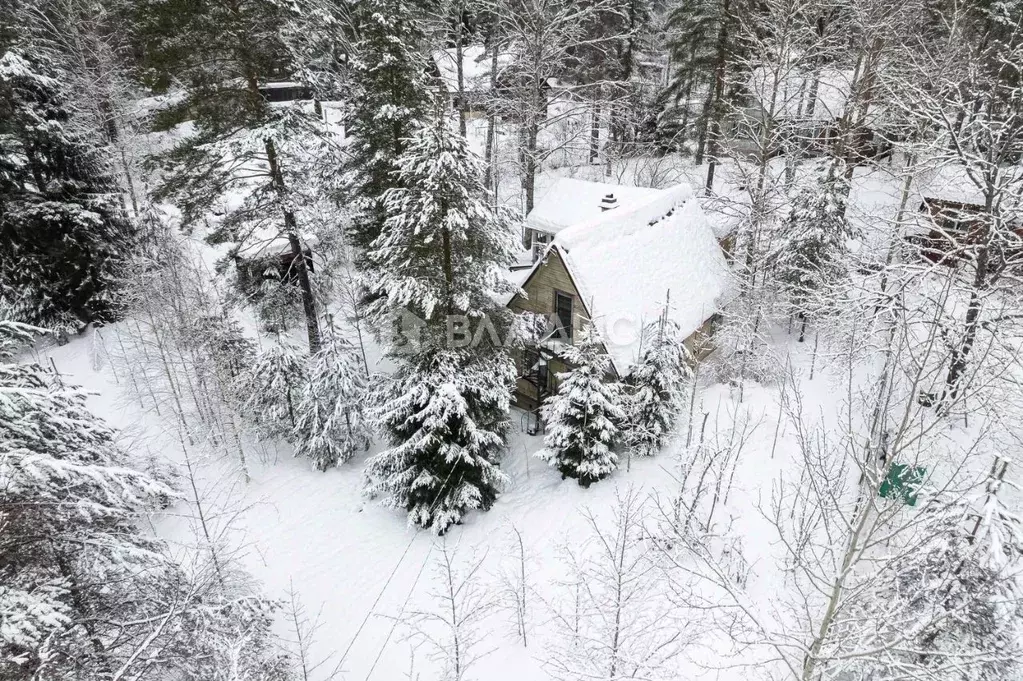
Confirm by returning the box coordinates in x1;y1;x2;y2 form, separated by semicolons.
26;310;846;680
19;108;1019;680
31;300;1013;681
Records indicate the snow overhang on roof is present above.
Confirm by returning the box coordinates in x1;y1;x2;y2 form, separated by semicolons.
524;177;663;236
538;183;732;375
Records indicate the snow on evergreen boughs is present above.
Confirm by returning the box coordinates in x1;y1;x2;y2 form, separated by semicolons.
241;338;308;440
367;349;514;534
861;494;1023;681
366;120;520;323
0;322;175;678
183;594;294;681
294;325;371;470
157;106;331;248
342;0;432;254
774;161;861;327
0;50;134;332
623;318;693;456
537;328;626;487
180;313;257;389
363;117;520;530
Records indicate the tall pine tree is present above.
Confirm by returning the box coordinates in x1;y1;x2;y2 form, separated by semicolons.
365;120;520;533
134;0;326;351
0;50;134;332
343;0;433;257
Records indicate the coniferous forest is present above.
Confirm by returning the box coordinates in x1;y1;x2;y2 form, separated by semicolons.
2;0;1023;679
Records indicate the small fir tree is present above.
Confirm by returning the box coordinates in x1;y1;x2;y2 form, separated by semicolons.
294;325;371;470
537;328;626;487
0;50;134;333
624;317;693;456
241;339;308;440
775;161;860;341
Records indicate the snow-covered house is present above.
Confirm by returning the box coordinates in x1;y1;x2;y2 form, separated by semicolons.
231;230;317;295
523;178;664;257
745;66;889;160
430;44;511;116
508;183;731;411
906;164;1023;267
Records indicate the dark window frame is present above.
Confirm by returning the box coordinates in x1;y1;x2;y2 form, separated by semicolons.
554;289;573;341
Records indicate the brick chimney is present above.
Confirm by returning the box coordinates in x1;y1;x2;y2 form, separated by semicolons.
600;193;618;212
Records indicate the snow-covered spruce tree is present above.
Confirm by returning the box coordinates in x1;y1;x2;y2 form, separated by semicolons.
136;0;326;351
369;349;514;533
861;494;1023;681
775;161;860;342
364;119;519;324
537;327;626;487
0;322;174;678
0;50;134;333
365;121;520;532
241;339;308;441
623;318;693;457
343;0;432;257
294;324;371;470
0;321;295;680
250;262;308;335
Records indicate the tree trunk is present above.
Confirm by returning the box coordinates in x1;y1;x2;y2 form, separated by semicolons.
441;222;455;316
54;548;114;679
524;121;538;214
694;90;713;165
455;4;467;138
264;138;321;352
484;36;499;193
589;97;601;164
703;0;730;195
941;233;990;408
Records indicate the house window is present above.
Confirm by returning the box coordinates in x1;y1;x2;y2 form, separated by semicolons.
705;312;723;335
554;291;573;341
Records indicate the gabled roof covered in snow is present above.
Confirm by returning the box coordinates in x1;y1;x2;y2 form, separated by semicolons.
910;162;1023;209
431;44;512;95
520;183;732;375
525;177;663;236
